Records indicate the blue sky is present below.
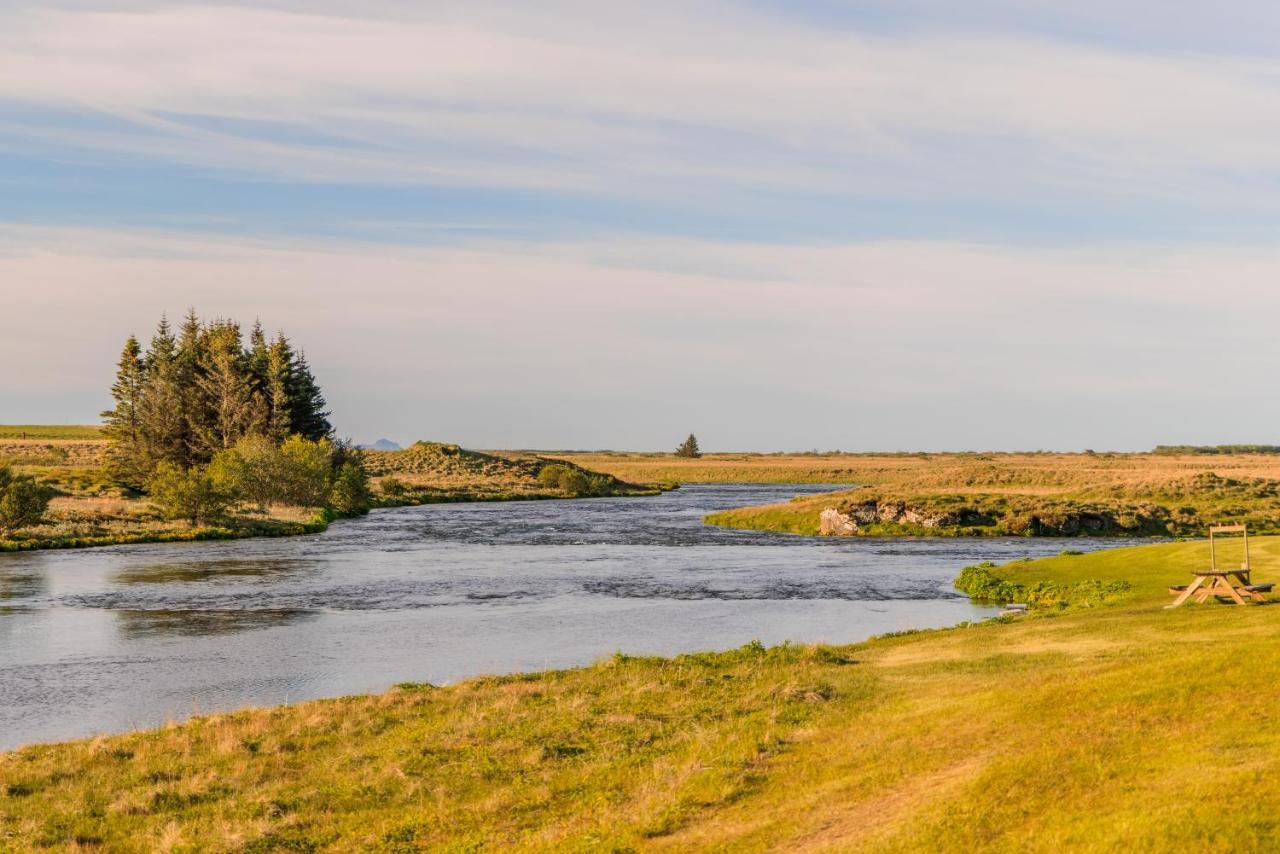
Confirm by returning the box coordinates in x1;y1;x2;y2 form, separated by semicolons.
4;1;1280;450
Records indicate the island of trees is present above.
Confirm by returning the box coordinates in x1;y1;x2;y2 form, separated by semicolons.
100;311;370;523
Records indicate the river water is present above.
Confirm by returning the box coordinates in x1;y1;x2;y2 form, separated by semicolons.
0;484;1130;750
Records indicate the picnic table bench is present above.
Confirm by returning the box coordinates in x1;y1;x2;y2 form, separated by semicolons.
1166;523;1272;608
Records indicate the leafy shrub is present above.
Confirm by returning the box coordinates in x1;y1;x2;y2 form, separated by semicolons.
379;477;408;497
954;562;1130;609
537;464;621;497
277;435;333;507
208;435;279;511
328;461;373;516
0;463;53;534
146;462;234;525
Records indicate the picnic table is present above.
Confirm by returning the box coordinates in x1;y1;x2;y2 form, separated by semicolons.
1166;523;1272;608
1166;569;1267;608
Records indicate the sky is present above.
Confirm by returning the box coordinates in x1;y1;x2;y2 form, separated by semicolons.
3;1;1280;451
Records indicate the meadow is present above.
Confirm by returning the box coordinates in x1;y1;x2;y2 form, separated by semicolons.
0;426;103;440
4;537;1279;850
571;451;1280;537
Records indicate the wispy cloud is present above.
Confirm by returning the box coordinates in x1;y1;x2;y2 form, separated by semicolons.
4;1;1280;211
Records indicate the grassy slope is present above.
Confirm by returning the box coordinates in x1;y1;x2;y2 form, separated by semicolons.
364;441;657;501
5;539;1280;850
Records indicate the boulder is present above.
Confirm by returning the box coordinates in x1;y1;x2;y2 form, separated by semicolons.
819;507;857;536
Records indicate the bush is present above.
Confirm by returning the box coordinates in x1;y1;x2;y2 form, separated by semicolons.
954;562;1131;609
146;462;234;525
278;435;333;507
537;464;617;497
329;461;373;516
0;463;53;534
379;477;408;498
208;435;280;512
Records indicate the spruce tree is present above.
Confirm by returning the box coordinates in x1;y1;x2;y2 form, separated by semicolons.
173;309;205;468
265;334;294;442
675;433;702;458
247;319;270;396
132;316;188;481
288;350;333;440
189;321;267;458
100;336;147;484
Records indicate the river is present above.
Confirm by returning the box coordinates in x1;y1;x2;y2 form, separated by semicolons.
0;483;1131;750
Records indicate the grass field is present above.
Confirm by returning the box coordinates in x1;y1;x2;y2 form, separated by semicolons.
5;538;1280;850
597;452;1280;538
558;449;1280;489
0;425;103;440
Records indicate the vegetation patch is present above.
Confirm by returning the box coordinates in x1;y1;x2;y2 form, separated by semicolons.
365;441;661;503
954;562;1131;609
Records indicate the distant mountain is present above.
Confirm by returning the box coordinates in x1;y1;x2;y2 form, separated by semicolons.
358;438;402;451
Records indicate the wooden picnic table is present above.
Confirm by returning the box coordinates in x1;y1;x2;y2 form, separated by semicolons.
1166;569;1267;608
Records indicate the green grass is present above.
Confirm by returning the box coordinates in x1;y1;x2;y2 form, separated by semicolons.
6;538;1280;849
0;425;103;440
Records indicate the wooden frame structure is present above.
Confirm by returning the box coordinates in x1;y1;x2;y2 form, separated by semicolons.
1209;523;1250;574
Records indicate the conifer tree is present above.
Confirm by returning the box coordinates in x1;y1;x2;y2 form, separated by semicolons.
288;350;333;440
173;309;205;467
100;336;147;483
675;433;702;458
247;319;270;396
189;321;266;458
265;334;294;442
133;316;188;480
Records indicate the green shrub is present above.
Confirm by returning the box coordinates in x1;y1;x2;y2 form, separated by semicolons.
146;462;234;525
0;463;53;534
208;435;279;512
277;435;333;507
537;465;569;488
379;477;408;497
536;463;624;498
954;562;1131;609
328;461;373;516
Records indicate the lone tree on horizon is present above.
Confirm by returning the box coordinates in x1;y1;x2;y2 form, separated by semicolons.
675;433;702;458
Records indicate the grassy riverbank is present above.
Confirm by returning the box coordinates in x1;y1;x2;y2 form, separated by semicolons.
0;431;660;552
5;538;1279;850
683;452;1280;538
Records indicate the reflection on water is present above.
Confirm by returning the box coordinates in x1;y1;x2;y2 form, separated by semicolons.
115;608;317;638
112;559;316;585
0;569;46;602
0;483;1141;750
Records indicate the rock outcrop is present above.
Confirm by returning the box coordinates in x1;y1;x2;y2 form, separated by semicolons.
819;508;857;535
817;494;1174;537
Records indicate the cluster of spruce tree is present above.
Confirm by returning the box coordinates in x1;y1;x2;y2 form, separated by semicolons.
102;311;333;488
102;312;372;523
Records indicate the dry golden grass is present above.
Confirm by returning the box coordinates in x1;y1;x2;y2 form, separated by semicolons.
557;450;1280;491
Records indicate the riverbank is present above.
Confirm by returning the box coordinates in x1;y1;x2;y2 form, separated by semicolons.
5;538;1278;850
0;435;664;552
682;453;1280;538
